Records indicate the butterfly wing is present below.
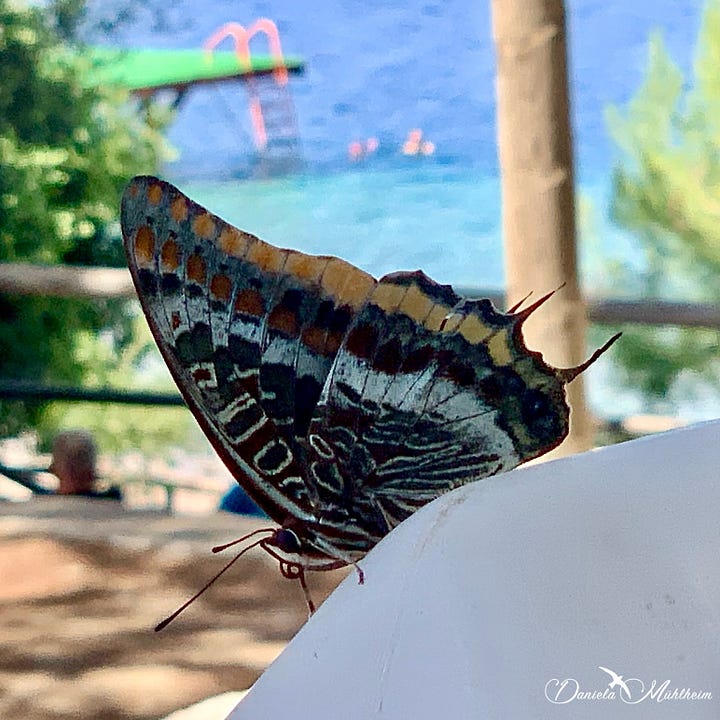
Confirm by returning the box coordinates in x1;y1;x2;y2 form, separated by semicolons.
122;176;574;568
121;176;377;526
303;271;571;559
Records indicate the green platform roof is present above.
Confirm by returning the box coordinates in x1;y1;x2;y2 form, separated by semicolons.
88;47;304;93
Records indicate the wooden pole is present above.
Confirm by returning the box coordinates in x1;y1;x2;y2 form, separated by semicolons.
490;0;592;455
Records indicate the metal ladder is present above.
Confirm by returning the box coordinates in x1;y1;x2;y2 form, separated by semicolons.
204;20;302;175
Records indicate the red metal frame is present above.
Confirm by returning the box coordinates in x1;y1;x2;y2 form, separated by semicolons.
204;20;290;150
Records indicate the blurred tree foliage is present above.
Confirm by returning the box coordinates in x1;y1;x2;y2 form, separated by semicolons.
40;316;198;455
606;1;720;405
0;0;173;438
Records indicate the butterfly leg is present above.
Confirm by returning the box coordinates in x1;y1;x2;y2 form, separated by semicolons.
307;535;365;585
279;560;316;615
261;538;318;614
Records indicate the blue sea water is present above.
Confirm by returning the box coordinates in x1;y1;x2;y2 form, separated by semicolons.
89;1;719;419
183;166;504;287
94;0;703;178
90;0;704;284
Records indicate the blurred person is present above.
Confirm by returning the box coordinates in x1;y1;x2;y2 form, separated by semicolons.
401;128;435;156
49;430;122;501
401;128;423;155
365;137;379;154
348;140;364;161
348;137;381;162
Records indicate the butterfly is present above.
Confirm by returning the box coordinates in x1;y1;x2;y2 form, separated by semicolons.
121;175;620;619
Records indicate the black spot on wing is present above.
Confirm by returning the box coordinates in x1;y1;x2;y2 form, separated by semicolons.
521;389;563;441
137;268;159;297
441;360;476;387
159;273;181;294
318;302;353;333
225;400;264;440
259;363;295;427
228;334;261;371
401;344;434;373
477;367;525;403
295;375;323;437
281;287;304;311
374;338;403;374
175;323;213;365
255;441;290;473
336;380;362;406
346;322;379;359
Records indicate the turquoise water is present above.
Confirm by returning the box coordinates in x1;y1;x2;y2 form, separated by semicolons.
183;165;642;294
185;166;504;287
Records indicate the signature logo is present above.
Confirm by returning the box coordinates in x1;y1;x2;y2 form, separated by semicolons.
598;666;632;700
545;667;712;705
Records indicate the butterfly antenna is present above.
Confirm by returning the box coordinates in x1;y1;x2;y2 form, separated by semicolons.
557;332;622;384
212;527;277;554
155;535;270;632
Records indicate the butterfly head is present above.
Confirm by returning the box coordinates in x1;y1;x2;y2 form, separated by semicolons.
265;527;303;555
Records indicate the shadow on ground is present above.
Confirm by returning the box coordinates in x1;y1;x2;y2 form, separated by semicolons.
0;497;347;720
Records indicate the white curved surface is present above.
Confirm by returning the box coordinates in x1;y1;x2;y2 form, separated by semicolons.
161;691;248;720
229;421;720;719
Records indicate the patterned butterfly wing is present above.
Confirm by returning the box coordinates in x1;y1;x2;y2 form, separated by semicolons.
121;176;377;534
300;271;572;561
122;176;618;575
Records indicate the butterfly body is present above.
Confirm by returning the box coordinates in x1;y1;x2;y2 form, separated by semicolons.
121;176;616;580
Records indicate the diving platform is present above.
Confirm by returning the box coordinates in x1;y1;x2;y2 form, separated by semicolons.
89;20;305;175
88;47;305;96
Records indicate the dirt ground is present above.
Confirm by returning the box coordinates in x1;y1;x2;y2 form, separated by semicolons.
0;497;347;720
